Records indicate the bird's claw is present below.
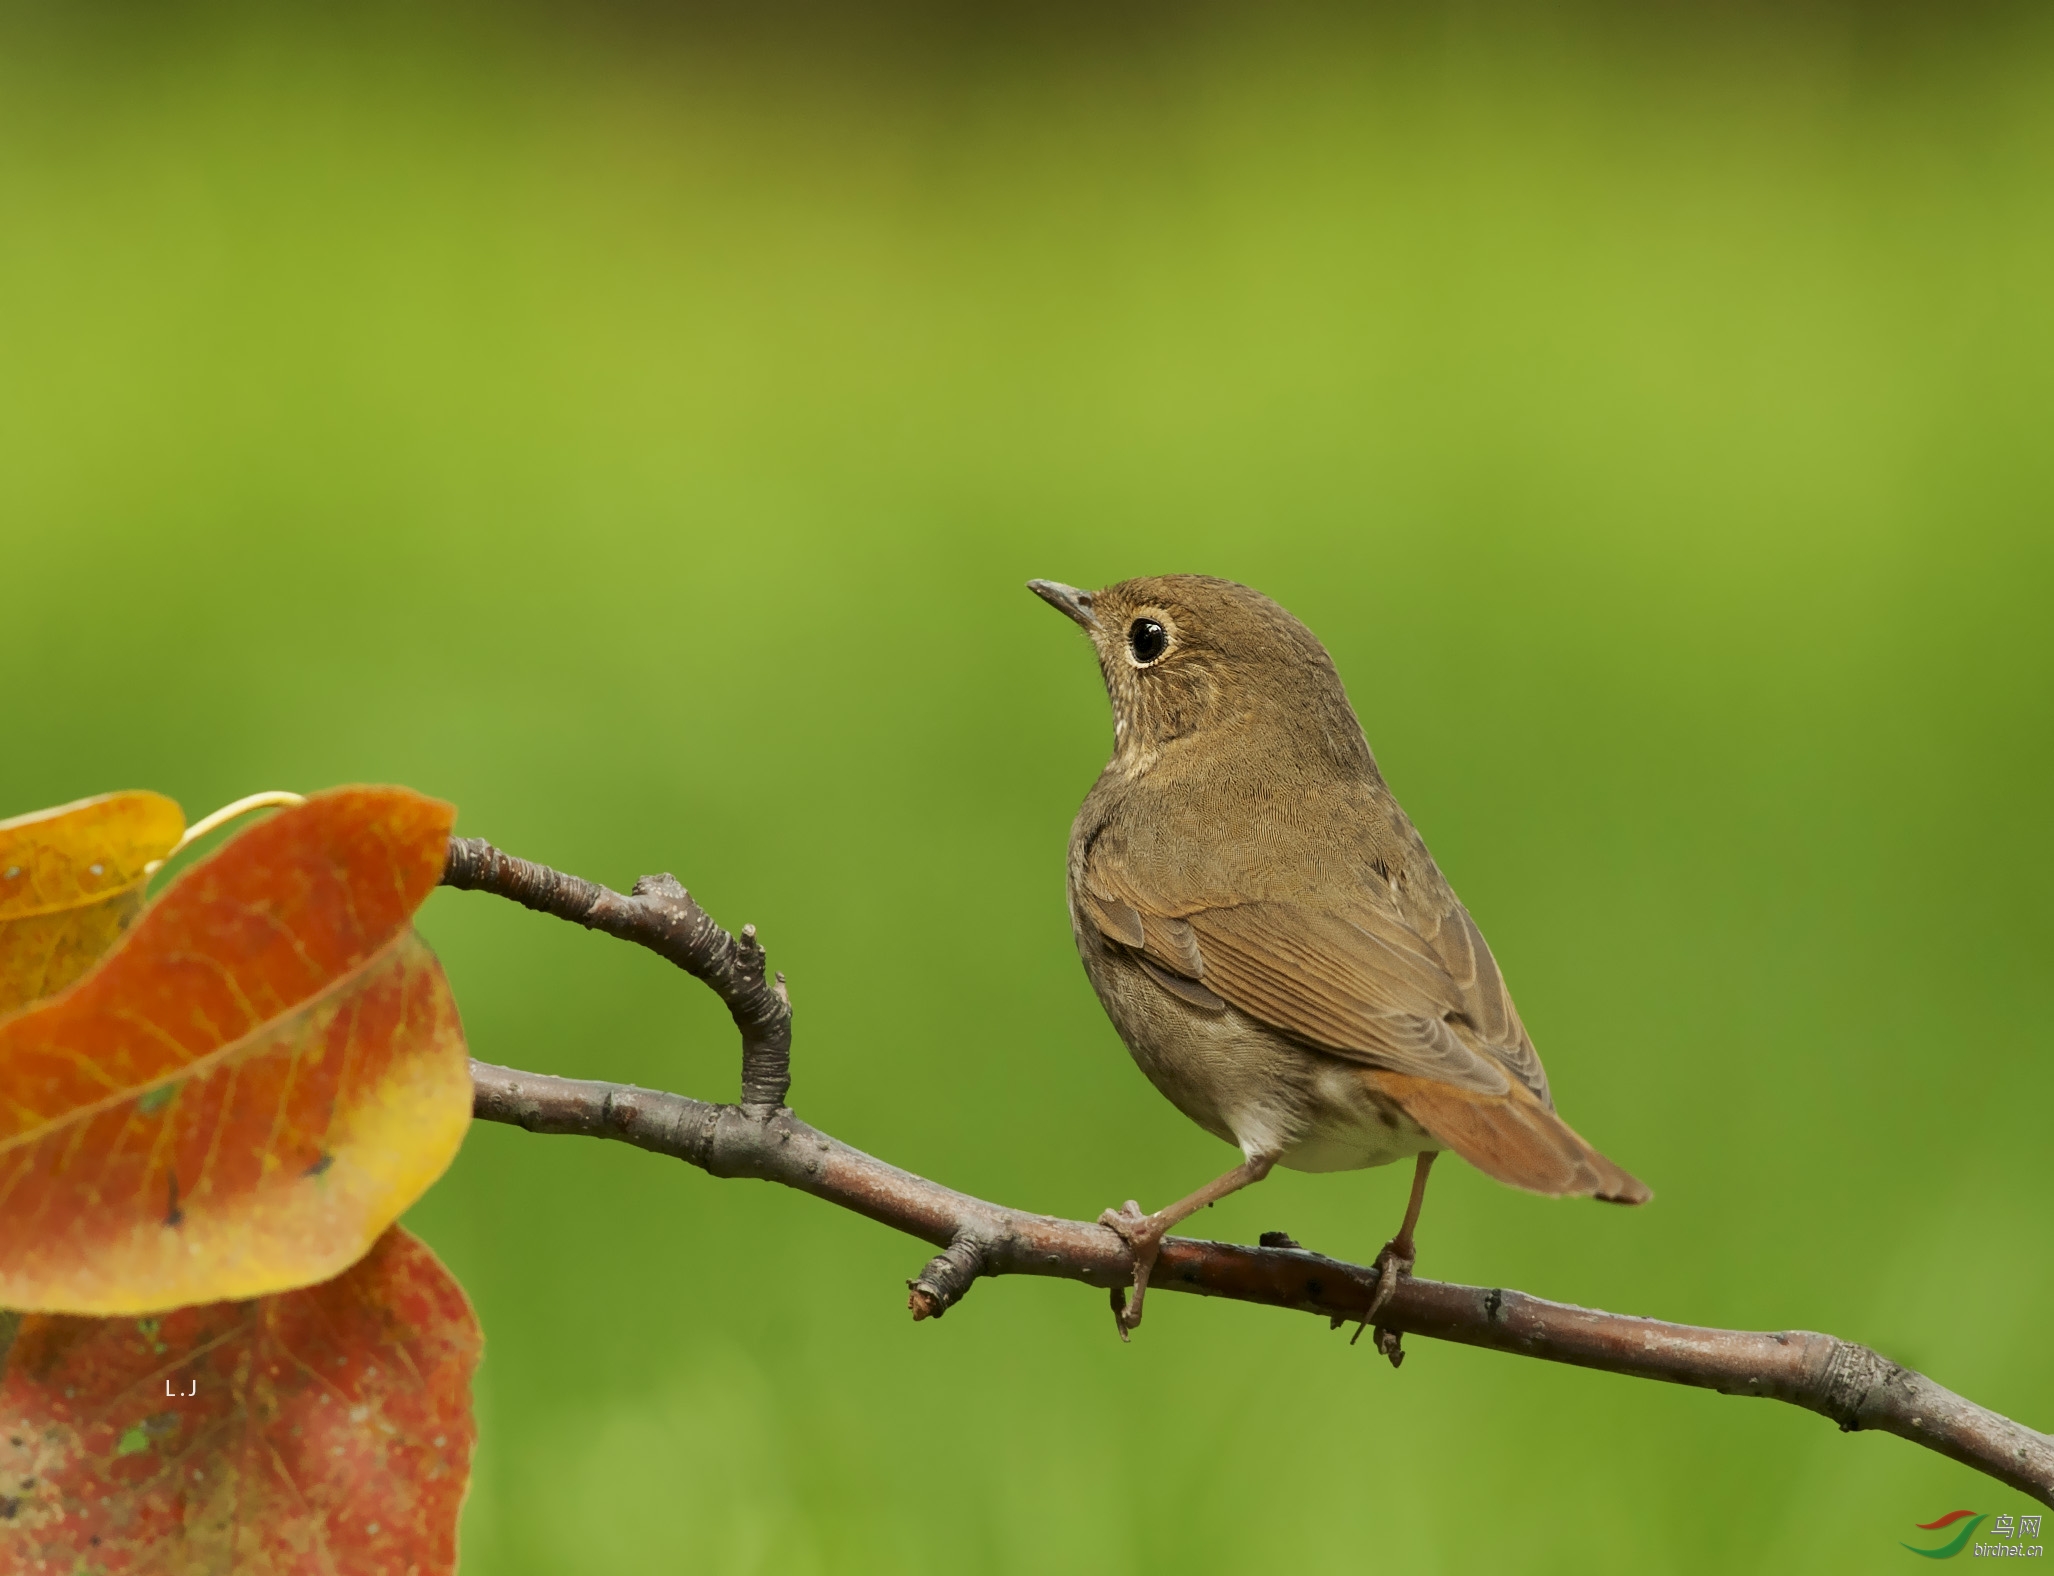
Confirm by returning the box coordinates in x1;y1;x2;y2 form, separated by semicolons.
1098;1200;1148;1242
1100;1200;1162;1340
1354;1236;1415;1365
1361;1236;1415;1324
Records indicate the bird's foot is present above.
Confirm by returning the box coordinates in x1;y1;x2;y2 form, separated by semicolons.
1098;1200;1165;1341
1355;1235;1416;1368
1362;1235;1415;1322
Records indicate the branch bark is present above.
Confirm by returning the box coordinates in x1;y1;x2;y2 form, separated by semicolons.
446;839;2054;1507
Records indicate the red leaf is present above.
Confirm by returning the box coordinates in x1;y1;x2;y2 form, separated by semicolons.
0;787;470;1314
0;1225;480;1575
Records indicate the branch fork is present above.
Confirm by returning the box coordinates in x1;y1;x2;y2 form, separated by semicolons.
444;836;2054;1506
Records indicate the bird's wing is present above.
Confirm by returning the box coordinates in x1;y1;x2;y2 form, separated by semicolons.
1390;881;1551;1103
1184;901;1514;1095
1081;853;1534;1098
1076;885;1231;1012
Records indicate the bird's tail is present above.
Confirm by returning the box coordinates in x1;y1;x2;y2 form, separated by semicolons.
1367;1070;1651;1204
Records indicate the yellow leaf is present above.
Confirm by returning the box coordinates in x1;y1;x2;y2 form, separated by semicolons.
0;792;184;1017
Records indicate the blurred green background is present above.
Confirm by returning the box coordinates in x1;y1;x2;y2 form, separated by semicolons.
4;1;2051;1568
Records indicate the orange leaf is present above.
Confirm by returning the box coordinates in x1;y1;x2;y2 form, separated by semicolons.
0;786;471;1315
0;791;185;1017
0;1225;479;1575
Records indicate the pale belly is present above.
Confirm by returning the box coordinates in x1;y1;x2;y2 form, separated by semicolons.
1079;937;1436;1173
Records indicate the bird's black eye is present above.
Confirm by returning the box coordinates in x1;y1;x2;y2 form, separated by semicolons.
1127;618;1169;665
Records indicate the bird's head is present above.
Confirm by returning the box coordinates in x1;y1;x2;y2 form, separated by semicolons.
1028;574;1372;779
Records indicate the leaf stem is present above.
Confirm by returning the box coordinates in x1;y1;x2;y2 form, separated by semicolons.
146;791;309;875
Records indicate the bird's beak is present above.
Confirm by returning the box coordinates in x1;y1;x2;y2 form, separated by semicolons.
1028;579;1098;630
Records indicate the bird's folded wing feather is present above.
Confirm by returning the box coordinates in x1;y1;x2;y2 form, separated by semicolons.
1388;892;1550;1103
1185;902;1512;1095
1082;858;1548;1102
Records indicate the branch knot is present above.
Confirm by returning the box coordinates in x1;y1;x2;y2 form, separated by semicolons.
909;1235;988;1321
1816;1339;1898;1433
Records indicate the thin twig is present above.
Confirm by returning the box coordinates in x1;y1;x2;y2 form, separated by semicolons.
443;837;792;1111
446;846;2054;1506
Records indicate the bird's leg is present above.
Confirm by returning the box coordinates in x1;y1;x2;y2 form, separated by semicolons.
1359;1150;1437;1362
1100;1153;1275;1339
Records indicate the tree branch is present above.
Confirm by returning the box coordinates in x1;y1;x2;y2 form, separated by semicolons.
442;836;792;1111
445;839;2054;1507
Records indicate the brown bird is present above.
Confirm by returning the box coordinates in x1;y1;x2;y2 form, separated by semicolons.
1030;574;1648;1344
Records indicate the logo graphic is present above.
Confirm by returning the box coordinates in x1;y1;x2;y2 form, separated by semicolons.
1904;1511;1985;1560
